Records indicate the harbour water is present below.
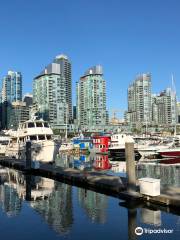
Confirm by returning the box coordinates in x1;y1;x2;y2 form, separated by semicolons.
56;153;180;187
0;153;180;239
55;153;127;177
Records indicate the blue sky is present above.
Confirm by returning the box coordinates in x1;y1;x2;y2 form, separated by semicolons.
0;0;180;118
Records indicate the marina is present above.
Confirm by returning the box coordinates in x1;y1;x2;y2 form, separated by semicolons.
0;139;180;209
0;1;180;238
1;126;180;240
0;168;179;240
0;158;180;240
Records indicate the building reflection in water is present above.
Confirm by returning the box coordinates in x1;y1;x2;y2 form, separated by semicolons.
0;167;73;234
0;168;22;217
31;182;73;234
78;188;108;224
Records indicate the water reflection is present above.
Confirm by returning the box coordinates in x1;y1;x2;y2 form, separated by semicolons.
137;163;180;187
0;168;22;217
0;166;109;234
55;153;127;175
0;166;180;239
31;183;73;234
141;208;161;226
93;155;112;171
110;161;126;173
78;188;108;224
120;200;180;239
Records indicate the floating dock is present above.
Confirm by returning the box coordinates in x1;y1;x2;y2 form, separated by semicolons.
0;156;180;210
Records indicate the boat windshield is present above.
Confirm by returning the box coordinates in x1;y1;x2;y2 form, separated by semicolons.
28;122;35;128
38;135;45;140
36;122;43;127
30;135;37;141
46;135;51;140
44;122;49;128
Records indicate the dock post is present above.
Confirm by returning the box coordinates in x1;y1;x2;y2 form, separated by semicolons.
26;141;31;170
25;175;32;201
128;208;137;240
125;138;136;192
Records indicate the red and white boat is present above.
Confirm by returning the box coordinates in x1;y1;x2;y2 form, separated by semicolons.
157;147;180;158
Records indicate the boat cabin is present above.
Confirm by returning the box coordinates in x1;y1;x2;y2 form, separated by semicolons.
9;119;53;144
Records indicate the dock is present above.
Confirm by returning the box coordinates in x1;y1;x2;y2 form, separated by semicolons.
0;156;127;197
0;156;180;210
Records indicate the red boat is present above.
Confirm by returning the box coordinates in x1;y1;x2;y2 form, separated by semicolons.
93;155;112;170
157;147;180;158
91;135;111;154
159;158;180;164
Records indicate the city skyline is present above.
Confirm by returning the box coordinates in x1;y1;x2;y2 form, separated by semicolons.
0;0;180;118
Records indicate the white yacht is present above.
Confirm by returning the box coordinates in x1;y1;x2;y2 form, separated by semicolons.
5;117;58;163
109;133;141;161
135;137;175;158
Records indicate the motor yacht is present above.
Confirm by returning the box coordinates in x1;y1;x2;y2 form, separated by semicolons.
136;138;174;158
109;133;141;161
5;117;58;163
157;147;180;158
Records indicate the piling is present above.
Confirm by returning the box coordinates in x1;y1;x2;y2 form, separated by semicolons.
128;208;137;240
26;141;31;170
125;138;136;192
25;175;32;201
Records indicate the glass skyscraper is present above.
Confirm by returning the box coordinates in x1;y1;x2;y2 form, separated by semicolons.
152;88;177;125
33;62;67;130
53;54;72;122
76;65;108;131
127;73;152;125
1;71;22;129
1;71;22;103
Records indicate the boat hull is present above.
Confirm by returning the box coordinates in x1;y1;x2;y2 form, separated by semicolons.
158;150;180;158
6;140;58;163
159;158;180;164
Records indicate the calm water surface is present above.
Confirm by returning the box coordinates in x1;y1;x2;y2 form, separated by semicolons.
0;165;180;240
55;153;180;187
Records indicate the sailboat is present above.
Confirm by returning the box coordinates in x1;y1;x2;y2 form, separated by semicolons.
158;75;180;159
